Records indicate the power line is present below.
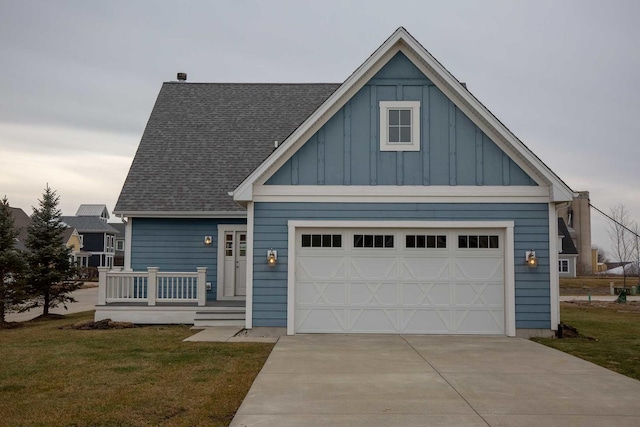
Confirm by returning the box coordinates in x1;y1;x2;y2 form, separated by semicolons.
589;203;640;239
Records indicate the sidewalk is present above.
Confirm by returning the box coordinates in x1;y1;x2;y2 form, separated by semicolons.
560;295;640;302
5;286;98;322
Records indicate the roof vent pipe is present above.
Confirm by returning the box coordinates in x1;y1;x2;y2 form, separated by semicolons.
274;140;279;148
177;72;187;82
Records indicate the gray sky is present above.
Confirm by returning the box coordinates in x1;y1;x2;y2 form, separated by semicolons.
1;0;639;256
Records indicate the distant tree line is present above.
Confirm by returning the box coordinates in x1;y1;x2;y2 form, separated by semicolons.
0;186;81;324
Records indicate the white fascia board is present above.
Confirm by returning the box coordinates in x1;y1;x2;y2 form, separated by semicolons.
254;185;551;203
112;211;247;218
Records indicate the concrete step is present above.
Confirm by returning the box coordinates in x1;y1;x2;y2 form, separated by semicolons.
193;308;245;327
194;311;245;320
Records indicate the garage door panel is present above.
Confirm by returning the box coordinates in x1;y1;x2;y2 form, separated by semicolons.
350;257;398;279
401;258;451;280
349;282;399;305
453;283;503;306
453;258;503;280
455;309;504;333
295;228;505;335
402;283;434;305
402;309;451;333
297;308;346;332
297;281;346;305
350;308;398;332
297;257;346;280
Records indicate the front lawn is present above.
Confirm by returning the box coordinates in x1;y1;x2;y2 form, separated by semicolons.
0;311;273;426
560;276;640;295
533;301;640;381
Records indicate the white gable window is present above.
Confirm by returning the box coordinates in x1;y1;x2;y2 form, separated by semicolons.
379;101;420;151
558;259;569;273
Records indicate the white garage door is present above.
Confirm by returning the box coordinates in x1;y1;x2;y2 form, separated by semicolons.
295;228;505;334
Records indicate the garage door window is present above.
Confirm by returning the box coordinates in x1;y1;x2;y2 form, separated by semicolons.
301;234;342;248
406;235;446;248
458;235;499;249
353;234;394;248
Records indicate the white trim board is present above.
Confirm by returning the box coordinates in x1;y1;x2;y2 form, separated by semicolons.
548;203;560;331
216;224;248;301
245;202;255;329
285;220;516;337
113;211;247;218
233;27;573;203
253;185;550;204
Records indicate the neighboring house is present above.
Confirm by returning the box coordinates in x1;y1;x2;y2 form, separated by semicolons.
110;222;126;267
61;227;91;268
557;218;578;278
100;27;577;338
8;207;30;251
9;206;90;266
61;204;118;268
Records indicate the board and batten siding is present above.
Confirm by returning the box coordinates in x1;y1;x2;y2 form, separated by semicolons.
252;202;551;330
130;217;246;300
266;52;536;187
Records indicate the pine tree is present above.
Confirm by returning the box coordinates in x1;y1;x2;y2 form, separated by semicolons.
25;186;79;316
0;196;28;324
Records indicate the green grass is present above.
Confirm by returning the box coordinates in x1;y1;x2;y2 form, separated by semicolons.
560;276;640;295
533;303;640;380
0;311;274;426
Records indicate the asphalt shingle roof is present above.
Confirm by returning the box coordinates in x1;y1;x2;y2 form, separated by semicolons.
9;207;30;247
558;218;578;255
61;216;119;234
114;82;340;213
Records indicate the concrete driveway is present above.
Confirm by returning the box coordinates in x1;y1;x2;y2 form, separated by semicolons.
5;286;98;322
232;335;640;426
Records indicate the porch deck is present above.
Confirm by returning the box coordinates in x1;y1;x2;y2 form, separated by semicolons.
95;267;246;326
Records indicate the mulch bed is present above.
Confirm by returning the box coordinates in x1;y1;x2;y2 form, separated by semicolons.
60;319;137;330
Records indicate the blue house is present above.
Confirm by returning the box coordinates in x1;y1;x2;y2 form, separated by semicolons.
101;28;573;338
62;204;118;268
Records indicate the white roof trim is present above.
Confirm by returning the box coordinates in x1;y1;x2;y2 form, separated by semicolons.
113;210;247;218
233;27;573;203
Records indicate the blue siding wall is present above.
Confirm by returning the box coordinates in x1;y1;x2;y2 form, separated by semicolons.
82;233;105;252
267;52;535;187
252;202;550;330
131;217;246;300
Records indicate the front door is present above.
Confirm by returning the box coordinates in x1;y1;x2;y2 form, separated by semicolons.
220;227;247;299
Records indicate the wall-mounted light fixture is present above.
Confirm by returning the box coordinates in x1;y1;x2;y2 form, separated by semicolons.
204;236;212;245
267;249;277;267
525;250;538;268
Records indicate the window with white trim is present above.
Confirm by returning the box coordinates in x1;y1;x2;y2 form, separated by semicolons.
379;101;420;151
115;240;124;251
559;259;569;273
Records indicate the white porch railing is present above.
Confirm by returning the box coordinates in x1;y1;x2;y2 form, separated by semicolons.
97;267;207;306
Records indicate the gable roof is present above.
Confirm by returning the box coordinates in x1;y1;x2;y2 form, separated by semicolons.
558;218;578;255
61;216;119;233
76;204;109;218
233;27;574;203
114;83;340;216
